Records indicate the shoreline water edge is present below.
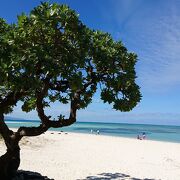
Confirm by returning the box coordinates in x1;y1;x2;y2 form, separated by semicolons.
5;120;180;143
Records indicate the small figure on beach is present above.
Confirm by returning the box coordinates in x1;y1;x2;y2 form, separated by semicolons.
137;132;146;140
142;132;146;140
91;129;93;134
97;130;100;135
137;135;142;140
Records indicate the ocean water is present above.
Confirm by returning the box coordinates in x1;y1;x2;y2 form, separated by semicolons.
5;120;180;143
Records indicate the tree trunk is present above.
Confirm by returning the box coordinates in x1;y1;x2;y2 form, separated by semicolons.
0;113;21;180
0;141;20;180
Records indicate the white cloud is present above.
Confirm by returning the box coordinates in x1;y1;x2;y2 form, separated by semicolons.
78;106;180;125
137;12;180;92
110;1;180;93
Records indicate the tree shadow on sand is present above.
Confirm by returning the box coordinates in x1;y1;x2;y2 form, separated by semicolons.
12;170;54;180
79;172;157;180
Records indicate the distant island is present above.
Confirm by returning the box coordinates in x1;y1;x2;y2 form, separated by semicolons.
4;116;40;123
4;116;25;121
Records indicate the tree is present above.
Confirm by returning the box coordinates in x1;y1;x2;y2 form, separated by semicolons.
0;2;141;179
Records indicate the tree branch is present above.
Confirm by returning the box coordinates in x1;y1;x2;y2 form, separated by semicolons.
36;79;50;125
16;124;48;137
0;114;13;140
0;91;26;110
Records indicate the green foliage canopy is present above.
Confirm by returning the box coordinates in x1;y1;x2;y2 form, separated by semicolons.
0;2;141;124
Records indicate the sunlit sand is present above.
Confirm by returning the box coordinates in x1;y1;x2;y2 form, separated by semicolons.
1;130;180;180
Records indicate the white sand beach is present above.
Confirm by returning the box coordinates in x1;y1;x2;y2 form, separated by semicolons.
1;130;180;180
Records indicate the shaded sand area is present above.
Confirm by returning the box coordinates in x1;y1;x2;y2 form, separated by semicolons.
0;131;180;180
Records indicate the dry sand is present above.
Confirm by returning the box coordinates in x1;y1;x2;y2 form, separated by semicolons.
0;130;180;180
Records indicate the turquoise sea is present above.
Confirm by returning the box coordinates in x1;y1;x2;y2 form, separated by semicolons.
6;120;180;143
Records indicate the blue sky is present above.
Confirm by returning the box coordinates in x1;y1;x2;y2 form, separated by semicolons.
1;0;180;125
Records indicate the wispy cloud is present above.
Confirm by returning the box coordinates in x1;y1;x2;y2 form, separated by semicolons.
108;1;180;93
78;107;180;125
137;10;180;92
110;0;144;33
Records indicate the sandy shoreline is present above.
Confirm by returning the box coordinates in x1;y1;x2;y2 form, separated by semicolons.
1;130;180;180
